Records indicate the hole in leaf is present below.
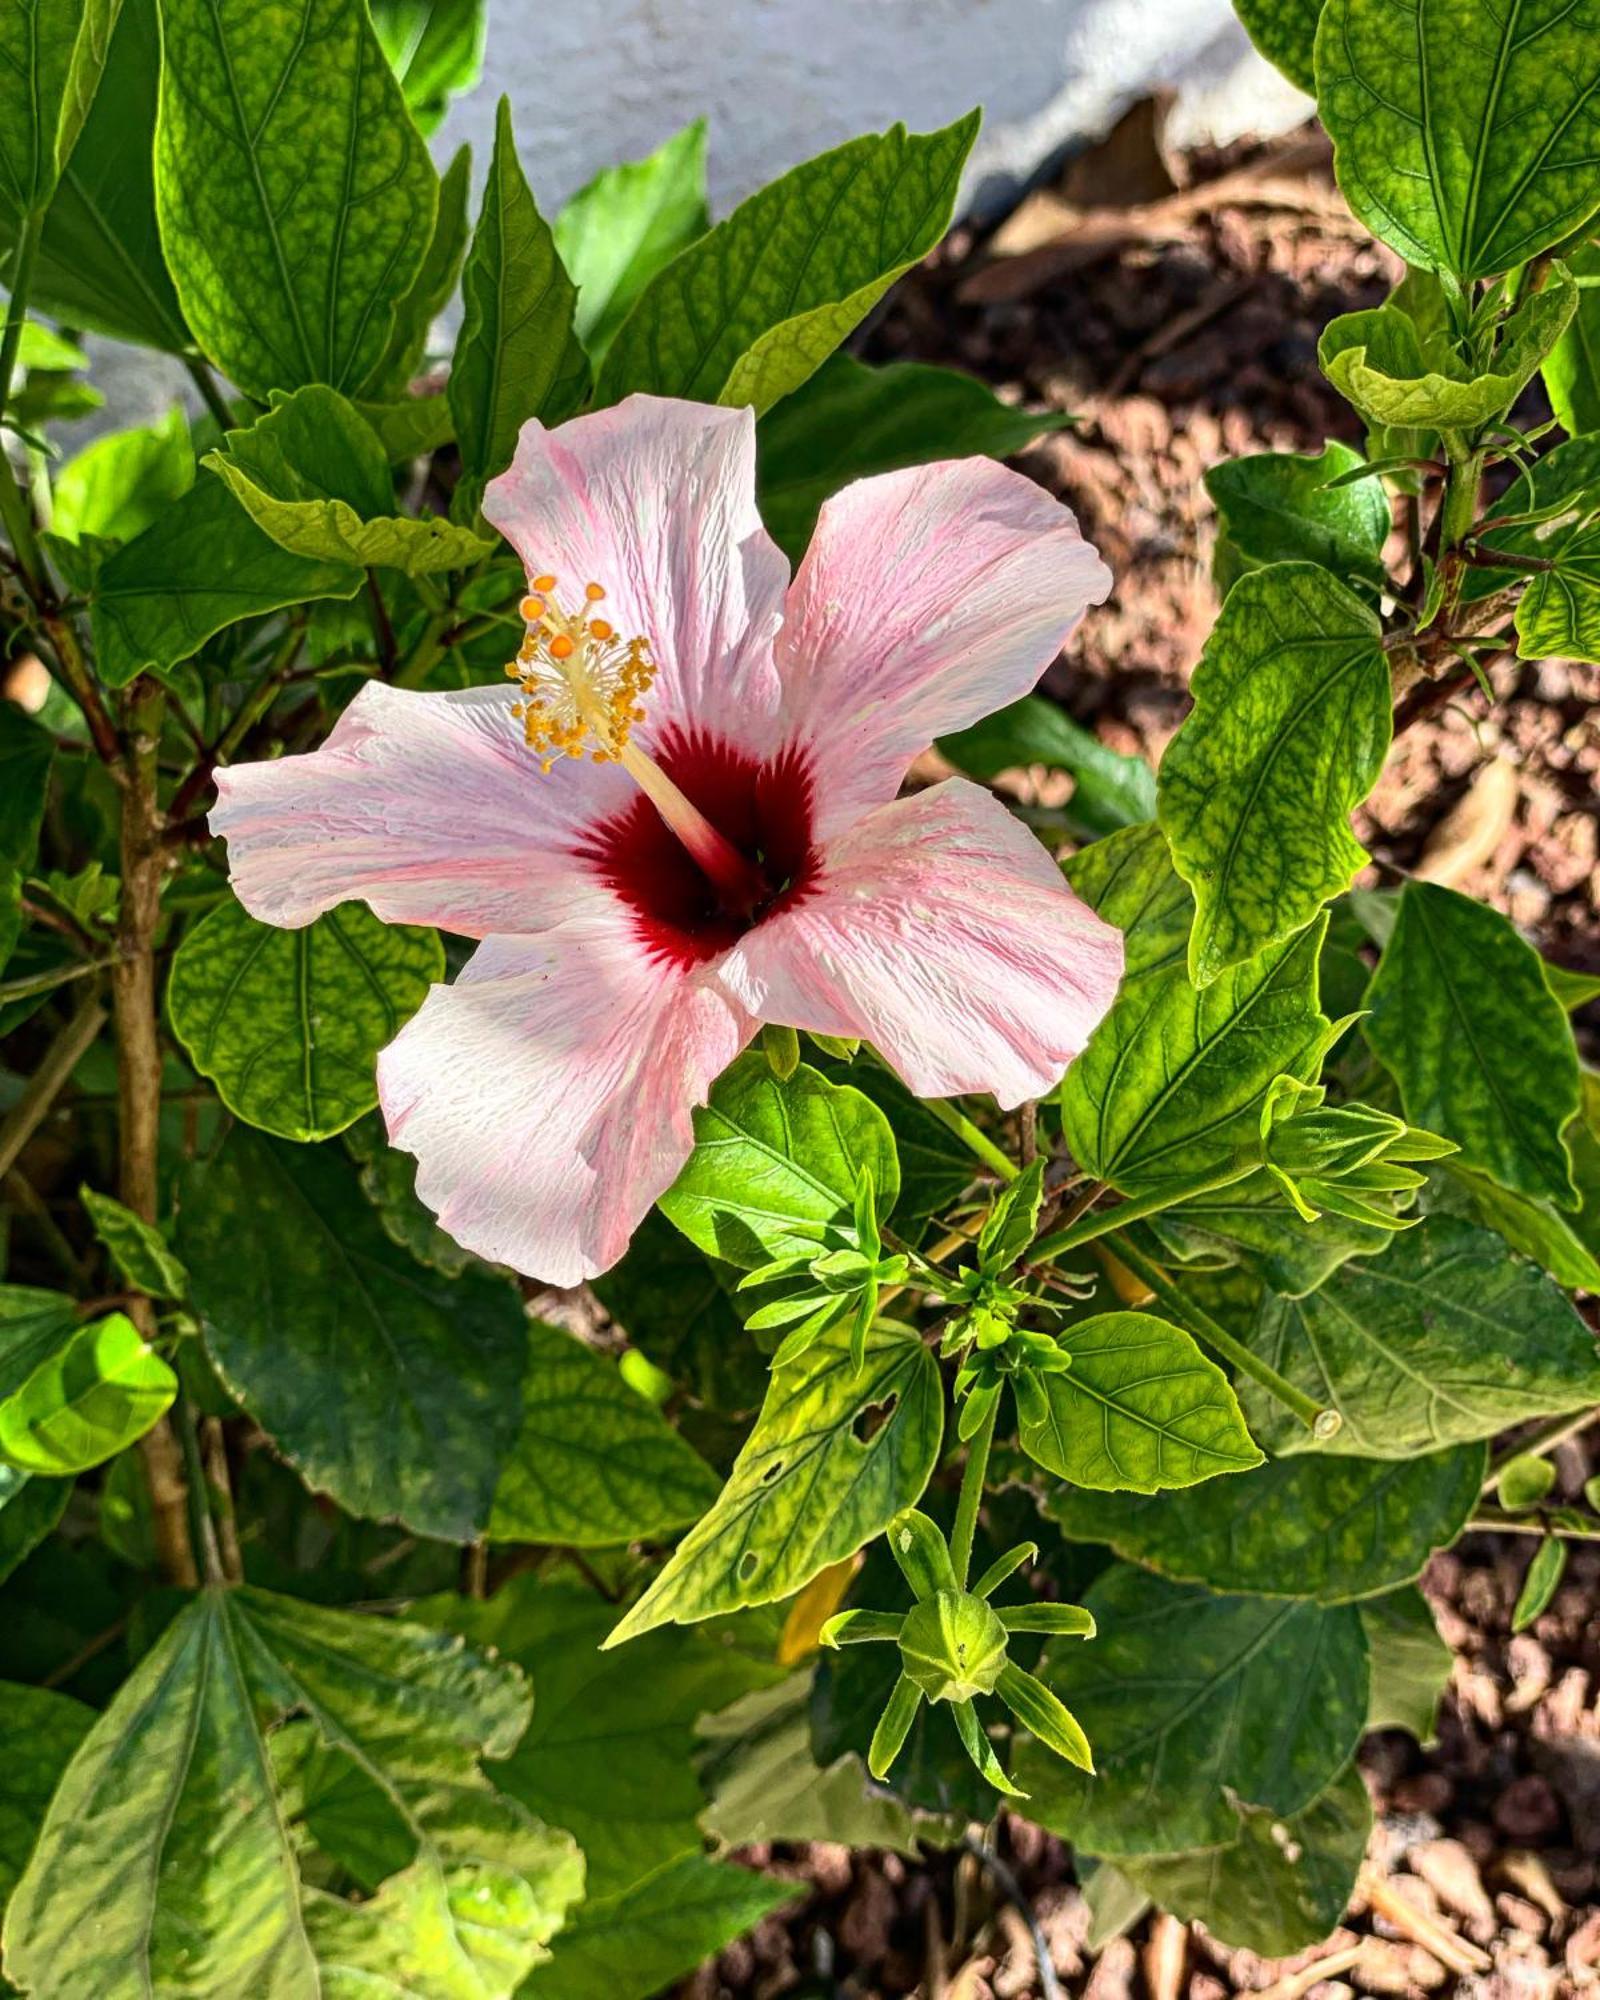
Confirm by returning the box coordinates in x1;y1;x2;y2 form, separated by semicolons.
760;1460;784;1484
738;1551;760;1582
852;1393;897;1445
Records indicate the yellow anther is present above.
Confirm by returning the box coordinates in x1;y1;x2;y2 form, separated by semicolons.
532;572;557;592
585;581;606;601
589;618;613;640
505;573;654;772
549;633;575;661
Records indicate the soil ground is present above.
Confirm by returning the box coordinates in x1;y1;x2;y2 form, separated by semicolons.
684;116;1600;2000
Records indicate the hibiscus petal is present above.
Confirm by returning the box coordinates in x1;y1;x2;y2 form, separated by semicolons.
210;681;633;934
778;460;1112;837
717;780;1123;1108
483;395;789;752
378;896;757;1285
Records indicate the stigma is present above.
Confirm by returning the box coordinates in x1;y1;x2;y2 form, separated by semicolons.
505;574;655;772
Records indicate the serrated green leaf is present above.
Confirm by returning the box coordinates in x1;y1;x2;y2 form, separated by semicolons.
363;142;472;396
1319;272;1576;431
1237;1214;1600;1457
939;690;1155;840
1158;563;1389;982
605;1318;942;1645
370;0;484;136
79;1187;187;1300
1513;1537;1567;1632
420;1576;779;1896
1364;881;1580;1207
1016;1564;1368;1855
0;0;118;223
597;112;979;414
1018;1311;1261;1494
1117;1759;1370;1958
90;473;362;687
179;1128;527;1542
522;1852;797;2000
660;1055;900;1268
1044;1444;1482;1601
1317;0;1600;278
1362;1585;1452;1741
358;391;455;463
51;406;194;546
488;1320;718;1549
1234;0;1323;91
168;895;442;1142
450;98;586;514
1061;828;1332;1194
1205;443;1390;594
756;352;1070;565
155;0;438;401
0;701;51;976
0;1311;174;1476
555;119;709;362
3;1585;574;2000
205;386;493;576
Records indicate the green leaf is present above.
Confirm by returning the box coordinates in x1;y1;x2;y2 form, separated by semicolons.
344;1111;489;1280
756;352;1070;565
1317;0;1600;278
358;390;455;463
1061;830;1333;1194
4;1584;578;2000
1438;1072;1600;1291
1364;881;1580;1207
522;1853;797;2000
450;98;587;514
590;1210;767;1413
939;691;1155;840
1511;517;1600;668
0;700;52;975
0;0;118;222
1016;1564;1368;1855
90;472;362;687
155;0;438;401
1158;563;1389;982
0;1681;91;1920
0;0;187;350
1018;1311;1261;1494
555;119;709;362
1544;240;1600;433
179;1128;527;1541
0;1286;77;1402
370;0;485;136
596;111;979;414
205;386;494;576
79;1186;187;1300
1205;443;1390;594
1362;1585;1452;1741
487;1320;718;1549
1146;1167;1400;1298
1043;1444;1484;1601
1497;1451;1557;1510
420;1576;779;1896
168;894;442;1142
364;143;472;396
1233;0;1322;91
659;1055;900;1268
604;1317;942;1644
1513;1537;1567;1632
1117;1759;1371;1959
1237;1214;1600;1457
821;1058;974;1236
1318;273;1577;431
0;1311;175;1476
0;1463;70;1584
51;406;194;545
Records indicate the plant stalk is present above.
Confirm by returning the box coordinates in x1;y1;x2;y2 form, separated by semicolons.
1032;1160;1256;1261
950;1391;999;1589
921;1096;1019;1184
0;991;107;1180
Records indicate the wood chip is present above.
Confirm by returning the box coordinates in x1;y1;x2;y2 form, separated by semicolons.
1415;755;1521;887
1142;1910;1187;2000
1407;1838;1496;1931
1253;1942;1364;2000
1361;1868;1493;1977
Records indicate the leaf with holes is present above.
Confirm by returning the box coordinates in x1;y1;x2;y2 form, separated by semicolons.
154;0;438;400
1317;0;1600;278
1017;1312;1261;1495
1235;1214;1600;1458
1364;881;1580;1207
1015;1564;1368;1855
168;894;442;1143
1043;1445;1484;1602
604;1317;942;1645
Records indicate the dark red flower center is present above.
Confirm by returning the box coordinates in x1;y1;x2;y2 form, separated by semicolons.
580;727;819;969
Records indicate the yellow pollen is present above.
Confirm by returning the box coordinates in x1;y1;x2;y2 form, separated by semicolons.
506;571;656;768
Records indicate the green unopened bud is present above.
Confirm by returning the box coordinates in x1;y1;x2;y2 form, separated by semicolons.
899;1589;1008;1702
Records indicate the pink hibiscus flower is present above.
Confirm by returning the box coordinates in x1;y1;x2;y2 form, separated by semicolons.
211;396;1122;1285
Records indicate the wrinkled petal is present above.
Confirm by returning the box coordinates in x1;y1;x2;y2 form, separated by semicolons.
210;681;629;934
378;891;757;1285
483;395;790;755
777;461;1112;837
718;780;1123;1107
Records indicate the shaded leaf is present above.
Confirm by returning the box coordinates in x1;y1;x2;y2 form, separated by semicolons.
1362;1585;1452;1741
590;1210;767;1413
79;1187;187;1300
1544;239;1600;434
0;0;118;223
364;143;472;396
0;702;52;976
0;1681;91;1918
51;407;194;546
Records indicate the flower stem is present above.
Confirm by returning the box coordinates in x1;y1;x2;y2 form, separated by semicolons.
1108;1231;1334;1436
1032;1160;1256;1261
950;1391;999;1589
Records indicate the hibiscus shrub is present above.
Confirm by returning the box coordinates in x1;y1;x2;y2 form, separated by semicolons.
0;0;1598;1988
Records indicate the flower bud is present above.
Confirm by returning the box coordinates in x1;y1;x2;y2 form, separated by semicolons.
898;1589;1008;1702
